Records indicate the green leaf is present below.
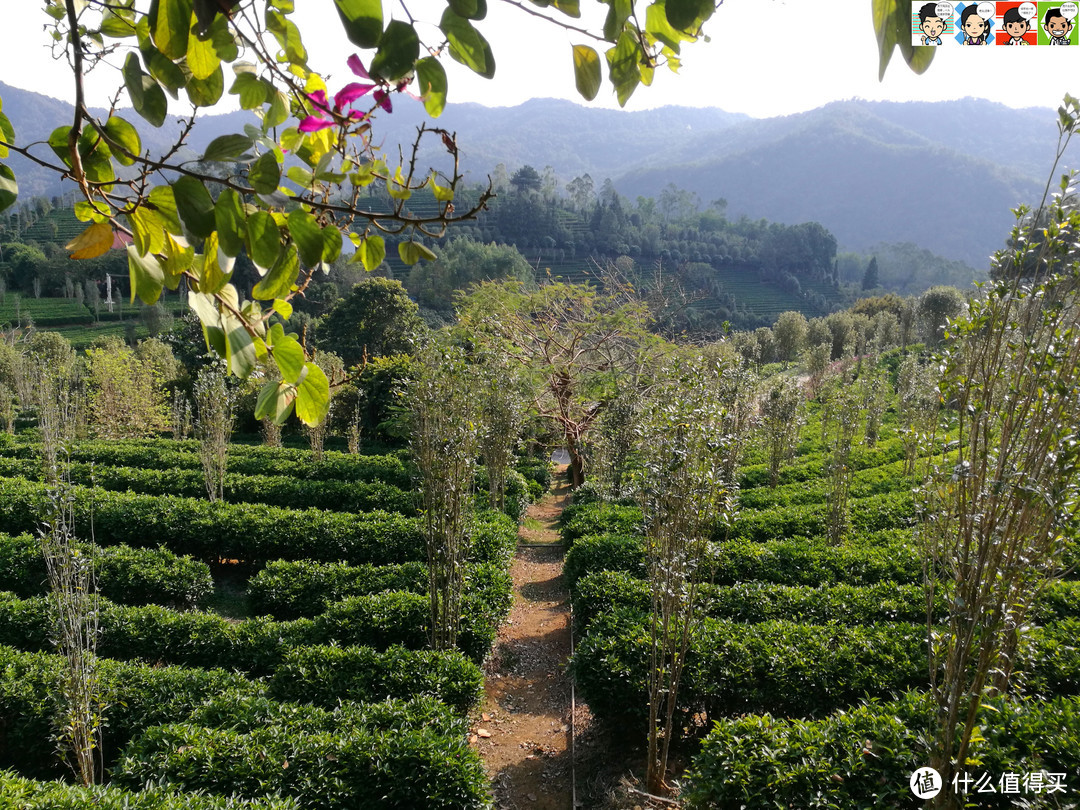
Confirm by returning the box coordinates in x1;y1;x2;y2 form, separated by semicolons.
247;210;282;272
646;1;691;51
354;234;385;271
415;57;447;117
127;206;166;256
873;0;934;80
398;240;436;265
572;45;601;102
0;164;20;214
186;64;225;107
150;0;192;60
203;133;253;163
605;31;640;107
253;243;299;300
273;298;293;319
321;226;343;266
224;312;257;377
123;52;168;127
172;176;216;239
214;188;246;257
127;244;165;304
186;26;221;80
149;185;182;235
101;7;138;37
75;200;110;224
266;9;307;64
603;0;631;41
0;112;14;159
439;10;494;79
334;0;383;48
163;233;194;288
288;209;324;267
295;362;330;426
551;0;580;17
449;0;487;20
48;126;73;167
103;116;142;165
248;150;281;194
199;231;233;294
663;0;706;30
270;329;306;383
369;19;420;82
255;379;295;424
230;72;271;109
138;18;188;97
188;291;226;356
264;91;290;130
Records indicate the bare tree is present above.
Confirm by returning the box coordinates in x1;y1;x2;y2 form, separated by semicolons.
407;340;478;652
193;365;235;502
919;127;1080;807
635;352;737;794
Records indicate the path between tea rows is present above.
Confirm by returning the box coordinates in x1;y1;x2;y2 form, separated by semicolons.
473;468;582;809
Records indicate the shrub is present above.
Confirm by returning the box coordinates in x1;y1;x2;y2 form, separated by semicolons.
572;614;1080;731
561;502;643;545
0;644;259;777
0;533;212;607
563;532;923;592
0;478;429;568
268;645;483;714
247;559;512;625
573;571;1080;630
0;771;299;809
113;721;490;810
685;692;1080;809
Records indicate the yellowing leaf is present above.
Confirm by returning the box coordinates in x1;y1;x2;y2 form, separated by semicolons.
66;222;115;259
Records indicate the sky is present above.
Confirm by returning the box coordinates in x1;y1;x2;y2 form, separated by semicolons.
0;1;1076;118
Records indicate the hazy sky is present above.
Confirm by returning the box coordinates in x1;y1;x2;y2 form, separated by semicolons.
0;1;1076;117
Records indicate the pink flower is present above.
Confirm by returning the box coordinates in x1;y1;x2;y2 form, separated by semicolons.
298;57;378;132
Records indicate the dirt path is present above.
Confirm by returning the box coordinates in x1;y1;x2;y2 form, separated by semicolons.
474;469;578;809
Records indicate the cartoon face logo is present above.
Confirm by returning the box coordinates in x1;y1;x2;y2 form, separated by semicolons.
922;13;946;37
961;6;989;38
1004;8;1030;38
1044;8;1074;39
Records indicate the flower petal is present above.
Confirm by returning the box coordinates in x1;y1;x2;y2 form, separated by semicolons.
347;54;371;80
306;90;331;115
334;82;375;110
298;115;335;132
374;89;393;113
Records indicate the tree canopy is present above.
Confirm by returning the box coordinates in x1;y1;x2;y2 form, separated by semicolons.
316;278;424;365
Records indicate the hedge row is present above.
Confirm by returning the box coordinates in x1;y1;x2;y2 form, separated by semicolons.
112;691;489;809
572;613;1080;728
736;454;922;510
0;644;258;778
685;691;1080;809
573;570;1080;630
0;478;517;568
0;772;299;810
737;435;907;489
0;456;417;515
0;439;414;488
0;590;498;667
559;490;916;548
563;532;922;591
113;721;489;810
0;533;212;608
247;559;513;623
267;644;484;714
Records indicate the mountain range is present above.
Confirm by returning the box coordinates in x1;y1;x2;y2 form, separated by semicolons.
2;80;1073;268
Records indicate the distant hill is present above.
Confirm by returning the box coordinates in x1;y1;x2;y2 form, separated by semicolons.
1;82;1072;267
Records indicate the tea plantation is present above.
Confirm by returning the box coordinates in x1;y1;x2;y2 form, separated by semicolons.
566;401;1080;807
0;434;545;809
